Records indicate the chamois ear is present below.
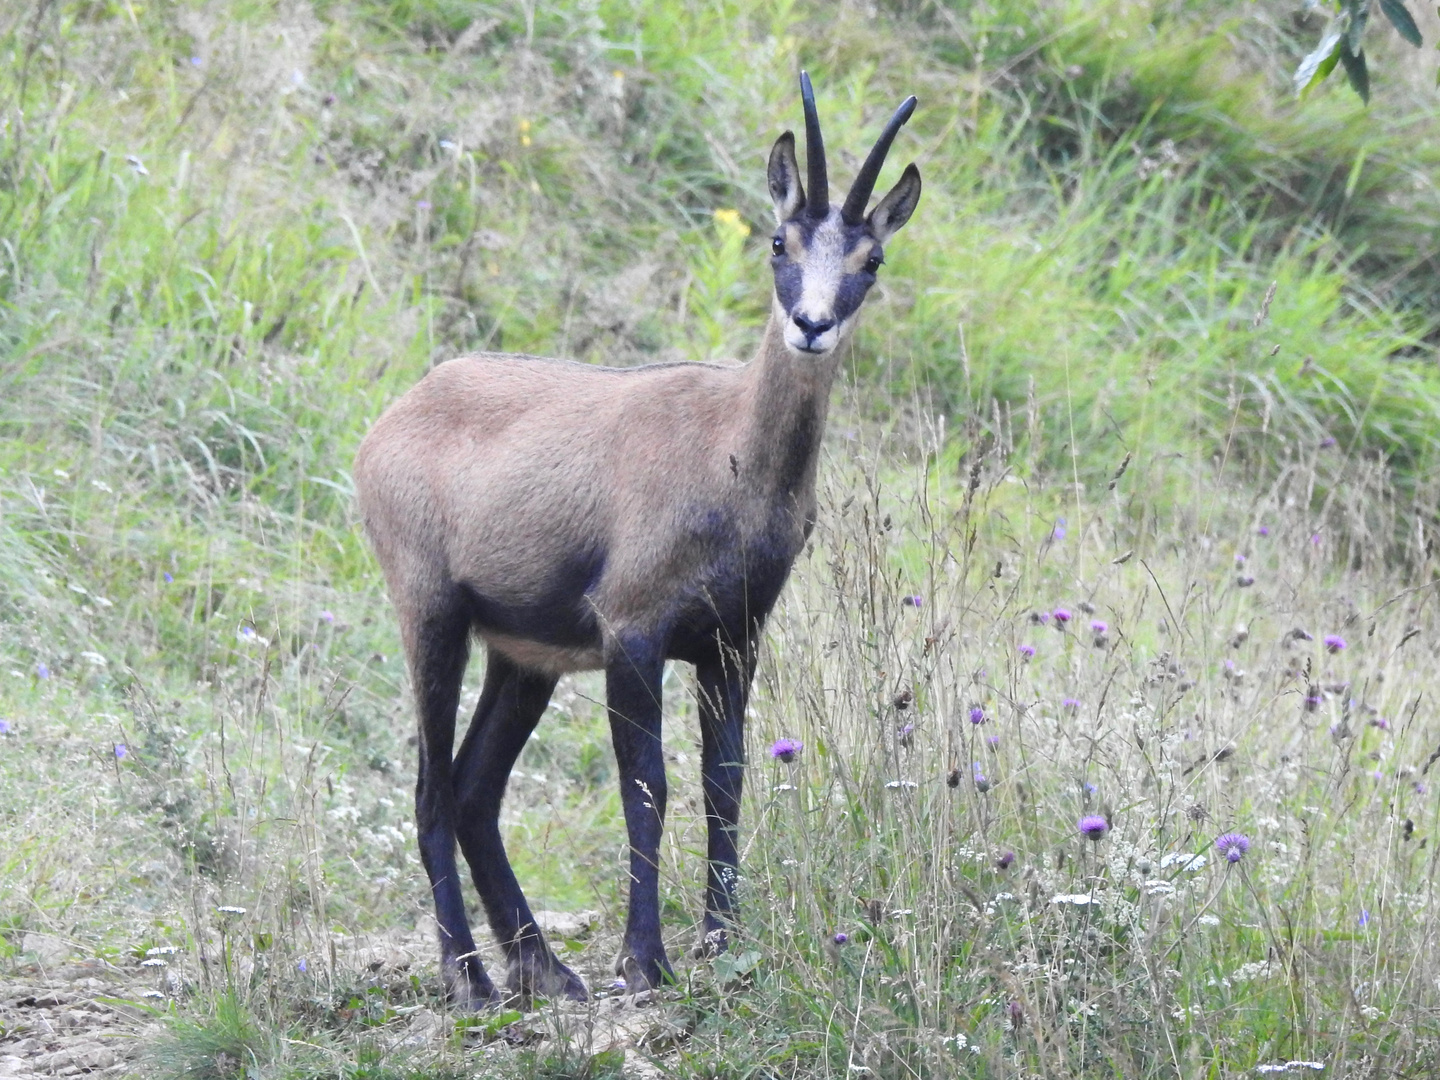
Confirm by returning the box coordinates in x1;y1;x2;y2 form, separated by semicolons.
866;163;921;243
768;131;806;224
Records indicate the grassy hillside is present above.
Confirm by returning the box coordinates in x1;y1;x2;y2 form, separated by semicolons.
3;0;1440;1077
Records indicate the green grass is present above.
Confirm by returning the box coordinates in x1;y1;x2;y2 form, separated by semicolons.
3;0;1440;1076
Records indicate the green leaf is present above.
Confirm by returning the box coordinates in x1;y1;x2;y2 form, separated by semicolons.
1346;0;1370;56
1295;27;1345;95
1340;43;1371;102
1380;0;1423;46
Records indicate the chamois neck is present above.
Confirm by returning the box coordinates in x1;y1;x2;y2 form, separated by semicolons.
737;314;841;499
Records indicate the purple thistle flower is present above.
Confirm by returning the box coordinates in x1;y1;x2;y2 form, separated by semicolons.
1052;608;1072;625
1310;533;1322;546
1090;620;1108;635
769;738;802;764
1368;717;1390;731
319;610;335;624
1018;643;1036;660
996;851;1015;870
1083;781;1097;795
114;743;127;760
1303;694;1323;712
833;932;848;945
968;705;986;725
1323;634;1346;653
1319;435;1337;449
1215;833;1250;863
1235;553;1247;566
1078;814;1109;840
1062;697;1080;711
986;734;1000;748
1258;525;1270;536
896;723;914;748
1037;611;1051;624
901;594;923;608
1414;782;1428;796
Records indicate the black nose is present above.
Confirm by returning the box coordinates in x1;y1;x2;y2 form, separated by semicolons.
792;313;835;341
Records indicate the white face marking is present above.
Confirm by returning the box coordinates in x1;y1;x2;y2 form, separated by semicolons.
779;213;864;358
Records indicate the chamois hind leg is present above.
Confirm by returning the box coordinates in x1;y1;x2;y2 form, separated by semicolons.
406;597;498;1008
452;649;585;1002
606;636;674;991
696;637;757;956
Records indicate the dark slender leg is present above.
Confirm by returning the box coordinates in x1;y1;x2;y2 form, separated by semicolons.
406;599;496;1007
696;636;756;954
452;650;585;1001
606;635;673;990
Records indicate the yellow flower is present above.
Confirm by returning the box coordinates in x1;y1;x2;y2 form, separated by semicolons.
712;208;750;239
519;118;532;146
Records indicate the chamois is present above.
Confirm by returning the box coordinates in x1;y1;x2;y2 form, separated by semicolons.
353;72;921;1006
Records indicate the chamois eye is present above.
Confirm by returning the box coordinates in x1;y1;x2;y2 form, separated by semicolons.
864;253;884;274
771;236;785;257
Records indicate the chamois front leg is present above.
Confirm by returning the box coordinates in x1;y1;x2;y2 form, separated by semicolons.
606;637;674;991
696;640;756;956
407;604;499;1009
452;650;586;1003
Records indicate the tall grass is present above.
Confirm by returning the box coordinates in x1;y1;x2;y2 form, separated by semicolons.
2;0;1440;1076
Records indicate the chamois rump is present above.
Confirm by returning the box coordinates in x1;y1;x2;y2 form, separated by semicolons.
353;72;922;1006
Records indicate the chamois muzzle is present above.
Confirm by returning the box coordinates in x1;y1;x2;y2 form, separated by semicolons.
841;94;918;225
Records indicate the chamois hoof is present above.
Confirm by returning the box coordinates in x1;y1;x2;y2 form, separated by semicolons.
505;954;589;1003
444;963;502;1011
617;948;675;993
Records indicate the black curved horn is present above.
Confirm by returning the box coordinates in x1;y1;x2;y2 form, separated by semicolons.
800;71;828;218
841;94;918;225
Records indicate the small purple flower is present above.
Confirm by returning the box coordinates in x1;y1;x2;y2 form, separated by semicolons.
1090;620;1108;634
901;595;923;608
1358;909;1371;928
986;734;1000;748
1062;697;1080;711
1037;611;1051;624
238;626;256;640
1215;833;1250;863
968;706;986;725
416;199;432;210
1079;815;1109;840
1323;634;1346;654
1052;608;1072;625
297;958;307;973
0;719;10;734
996;851;1015;870
769;738;802;763
1083;782;1097;796
1319;435;1337;449
1368;717;1390;731
1018;643;1036;660
1235;553;1247;566
972;762;990;792
189;56;202;66
1303;694;1323;713
610;979;627;992
1051;518;1067;541
1008;1000;1024;1027
36;663;49;680
1258;525;1270;536
1414;782;1428;796
163;572;174;583
1372;769;1383;782
1310;533;1322;546
114;743;127;760
833;932;848;945
896;723;914;748
319;610;335;624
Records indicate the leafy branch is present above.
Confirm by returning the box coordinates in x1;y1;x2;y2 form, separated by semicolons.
1294;0;1432;102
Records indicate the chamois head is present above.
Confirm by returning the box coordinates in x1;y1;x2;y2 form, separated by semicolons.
766;72;921;358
